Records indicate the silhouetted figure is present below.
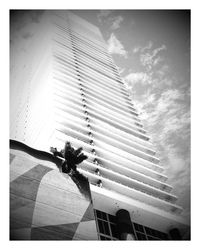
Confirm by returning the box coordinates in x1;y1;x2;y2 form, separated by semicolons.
50;142;88;174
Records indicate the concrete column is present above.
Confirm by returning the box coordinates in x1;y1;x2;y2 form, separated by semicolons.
116;209;135;240
169;228;182;240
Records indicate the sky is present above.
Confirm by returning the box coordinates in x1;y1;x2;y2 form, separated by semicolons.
72;10;191;224
10;10;190;224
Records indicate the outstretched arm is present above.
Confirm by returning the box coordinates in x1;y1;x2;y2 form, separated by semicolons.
10;140;64;169
50;147;63;158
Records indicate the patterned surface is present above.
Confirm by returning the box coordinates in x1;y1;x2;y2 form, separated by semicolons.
10;150;98;240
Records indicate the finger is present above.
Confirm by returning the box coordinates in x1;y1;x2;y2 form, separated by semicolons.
65;141;71;147
70;147;75;153
64;150;72;159
74;147;83;156
64;142;72;151
76;154;88;164
50;147;54;152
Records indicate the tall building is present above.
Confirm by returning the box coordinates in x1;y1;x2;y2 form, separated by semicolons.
10;10;189;240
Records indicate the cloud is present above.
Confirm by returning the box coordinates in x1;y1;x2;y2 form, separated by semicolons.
167;150;189;176
135;87;190;154
133;46;141;54
140;44;167;70
141;41;153;52
107;33;128;58
156;89;183;111
153;45;166;55
153;56;163;66
124;72;151;87
110;16;124;30
126;75;190;143
161;111;190;140
133;41;166;71
132;41;153;54
142;89;186;127
97;10;112;23
156;64;170;77
97;11;124;30
161;88;183;100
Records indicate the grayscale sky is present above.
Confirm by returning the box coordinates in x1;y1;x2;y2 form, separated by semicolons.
10;10;190;224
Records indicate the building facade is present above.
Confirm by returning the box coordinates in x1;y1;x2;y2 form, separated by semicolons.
10;10;189;240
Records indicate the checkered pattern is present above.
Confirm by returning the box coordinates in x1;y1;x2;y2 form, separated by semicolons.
10;151;98;240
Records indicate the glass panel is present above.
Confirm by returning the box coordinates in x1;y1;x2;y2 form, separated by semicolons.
110;223;118;238
108;214;117;223
145;226;152;235
144;226;168;239
147;236;159;240
134;222;144;233
103;221;110;235
153;229;166;239
150;229;158;237
136;232;147;240
96;210;107;220
98;219;104;234
100;235;111;240
155;231;162;239
99;211;106;220
159;232;169;240
96;210;101;219
98;219;110;235
100;235;106;240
